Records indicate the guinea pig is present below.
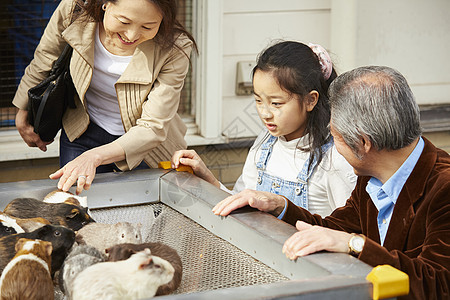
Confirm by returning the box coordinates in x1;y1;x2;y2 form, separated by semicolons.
106;242;182;295
3;197;95;231
71;248;174;300
0;223;17;238
0;213;24;237
0;238;54;300
1;212;50;234
43;189;88;208
75;222;142;255
13;217;50;232
58;244;105;297
66;243;106;261
0;224;75;277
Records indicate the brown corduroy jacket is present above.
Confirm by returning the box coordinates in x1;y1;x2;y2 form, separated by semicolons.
282;137;450;299
12;0;192;170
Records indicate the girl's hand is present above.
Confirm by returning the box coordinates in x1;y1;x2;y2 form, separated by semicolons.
212;189;286;217
49;150;101;195
171;150;220;187
282;221;352;260
15;109;52;151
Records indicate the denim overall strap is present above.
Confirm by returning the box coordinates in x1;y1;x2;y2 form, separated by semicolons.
256;135;277;184
294;138;334;209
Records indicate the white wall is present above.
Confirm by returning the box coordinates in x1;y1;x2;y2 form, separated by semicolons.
220;0;332;139
215;0;450;139
331;0;450;106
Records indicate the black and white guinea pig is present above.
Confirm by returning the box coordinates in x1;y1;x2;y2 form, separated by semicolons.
1;211;51;234
0;212;25;237
3;197;95;231
0;224;75;277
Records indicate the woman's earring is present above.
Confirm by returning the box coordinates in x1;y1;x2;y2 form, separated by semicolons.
102;3;107;10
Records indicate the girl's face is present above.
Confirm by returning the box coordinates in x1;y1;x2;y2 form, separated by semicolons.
253;69;317;141
100;0;163;56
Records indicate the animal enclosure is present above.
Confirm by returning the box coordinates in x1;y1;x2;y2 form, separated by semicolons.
1;169;385;299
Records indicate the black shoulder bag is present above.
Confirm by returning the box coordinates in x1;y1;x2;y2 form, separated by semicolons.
27;43;76;142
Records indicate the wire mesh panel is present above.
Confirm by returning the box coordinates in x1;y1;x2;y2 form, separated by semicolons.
0;0;59;127
89;203;289;294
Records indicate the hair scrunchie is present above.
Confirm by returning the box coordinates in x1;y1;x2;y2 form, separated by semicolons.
308;43;333;80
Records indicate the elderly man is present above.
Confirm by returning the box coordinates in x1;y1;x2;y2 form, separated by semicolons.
213;66;450;299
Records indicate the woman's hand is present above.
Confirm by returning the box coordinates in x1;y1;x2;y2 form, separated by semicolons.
171;149;220;187
49;143;125;195
282;221;352;260
15;109;52;151
212;189;286;217
49;150;101;195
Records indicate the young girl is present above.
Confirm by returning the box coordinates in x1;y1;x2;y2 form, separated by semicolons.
172;41;356;217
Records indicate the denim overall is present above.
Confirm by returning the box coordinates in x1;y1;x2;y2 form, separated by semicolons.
255;135;333;210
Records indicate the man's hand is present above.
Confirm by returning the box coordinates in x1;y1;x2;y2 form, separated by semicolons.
282;221;353;260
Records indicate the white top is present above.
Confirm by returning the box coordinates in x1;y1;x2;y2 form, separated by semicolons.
225;130;357;217
85;27;132;135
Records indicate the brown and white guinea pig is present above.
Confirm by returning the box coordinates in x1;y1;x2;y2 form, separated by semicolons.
58;245;105;298
43;189;88;208
71;248;174;300
75;222;142;255
0;238;54;300
106;242;182;295
3;197;95;231
13;217;50;232
0;213;25;237
0;224;75;277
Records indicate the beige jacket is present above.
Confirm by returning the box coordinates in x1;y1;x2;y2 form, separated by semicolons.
13;0;192;170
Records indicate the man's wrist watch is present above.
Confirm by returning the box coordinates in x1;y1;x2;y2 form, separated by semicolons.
348;233;365;256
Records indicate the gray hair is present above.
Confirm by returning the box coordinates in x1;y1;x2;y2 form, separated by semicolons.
329;66;421;154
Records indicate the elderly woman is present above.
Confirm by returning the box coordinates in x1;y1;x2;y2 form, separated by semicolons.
13;0;197;194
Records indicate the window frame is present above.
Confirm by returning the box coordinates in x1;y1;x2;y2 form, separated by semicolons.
186;0;226;146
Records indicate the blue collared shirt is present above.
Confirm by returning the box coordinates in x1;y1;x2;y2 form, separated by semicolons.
366;137;424;245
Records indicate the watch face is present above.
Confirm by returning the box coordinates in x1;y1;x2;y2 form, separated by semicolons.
352;236;364;252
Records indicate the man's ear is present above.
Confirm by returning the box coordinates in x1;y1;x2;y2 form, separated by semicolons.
306;90;319;112
360;135;372;154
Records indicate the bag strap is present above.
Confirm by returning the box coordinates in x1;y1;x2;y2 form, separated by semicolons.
31;2;81;134
33;81;57;131
50;0;81;76
49;44;73;77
